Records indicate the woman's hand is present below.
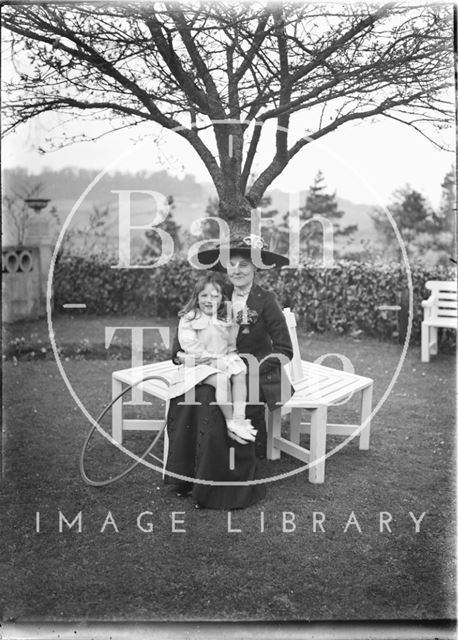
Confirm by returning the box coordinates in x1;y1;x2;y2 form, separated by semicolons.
177;351;214;366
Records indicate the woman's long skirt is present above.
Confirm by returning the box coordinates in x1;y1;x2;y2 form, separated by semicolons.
164;384;266;510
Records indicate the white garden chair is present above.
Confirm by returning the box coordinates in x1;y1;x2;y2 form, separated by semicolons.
421;280;457;363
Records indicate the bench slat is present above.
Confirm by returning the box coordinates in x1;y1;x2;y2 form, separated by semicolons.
300;362;372;385
426;281;457;291
436;307;457;314
293;375;365;397
287;379;367;402
423;318;457;329
123;419;164;430
113;361;176;385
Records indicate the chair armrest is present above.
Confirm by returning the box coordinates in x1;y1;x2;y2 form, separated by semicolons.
421;293;437;321
421;290;437;307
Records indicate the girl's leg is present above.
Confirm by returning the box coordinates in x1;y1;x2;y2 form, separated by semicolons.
202;373;233;422
231;372;247;420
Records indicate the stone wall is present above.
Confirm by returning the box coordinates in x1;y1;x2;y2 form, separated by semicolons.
3;246;41;322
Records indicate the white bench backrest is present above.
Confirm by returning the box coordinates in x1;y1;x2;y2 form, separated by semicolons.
283;307;303;383
425;280;457;321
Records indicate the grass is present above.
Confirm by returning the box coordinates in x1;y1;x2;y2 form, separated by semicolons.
1;315;456;622
2;313;176;361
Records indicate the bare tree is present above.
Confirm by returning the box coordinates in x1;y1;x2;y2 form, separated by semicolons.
59;203;112;255
2;183;43;246
2;2;453;229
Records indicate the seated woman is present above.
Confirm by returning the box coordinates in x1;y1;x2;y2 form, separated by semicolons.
164;233;294;510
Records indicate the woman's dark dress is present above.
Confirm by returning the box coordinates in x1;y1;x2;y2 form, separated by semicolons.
165;384;266;509
165;283;293;510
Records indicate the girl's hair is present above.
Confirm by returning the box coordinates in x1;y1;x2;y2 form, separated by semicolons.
178;272;228;320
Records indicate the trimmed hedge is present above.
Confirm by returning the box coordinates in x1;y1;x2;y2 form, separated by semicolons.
54;254;456;345
54;254;196;318
259;261;456;345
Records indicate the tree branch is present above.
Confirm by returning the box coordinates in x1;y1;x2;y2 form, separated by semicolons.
2;15;177;130
273;7;290;161
166;4;226;119
240;120;264;193
381;111;453;151
233;10;271;82
290;3;395;84
247;94;425;204
144;12;213;116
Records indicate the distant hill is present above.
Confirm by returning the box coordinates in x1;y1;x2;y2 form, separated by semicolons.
3;167;375;247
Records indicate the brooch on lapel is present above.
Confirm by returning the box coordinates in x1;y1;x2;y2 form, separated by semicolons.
235;307;259;334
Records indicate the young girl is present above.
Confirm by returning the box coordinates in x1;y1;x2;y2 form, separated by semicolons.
169;273;256;444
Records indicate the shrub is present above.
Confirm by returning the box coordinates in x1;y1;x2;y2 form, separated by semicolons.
54;254;197;317
54;255;456;345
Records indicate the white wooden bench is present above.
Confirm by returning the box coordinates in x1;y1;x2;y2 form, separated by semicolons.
421;280;457;363
111;308;374;483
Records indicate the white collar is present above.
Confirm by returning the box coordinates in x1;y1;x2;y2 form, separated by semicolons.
183;311;231;329
232;289;250;300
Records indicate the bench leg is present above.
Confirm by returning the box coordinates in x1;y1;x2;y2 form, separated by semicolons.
308;406;327;484
161;399;170;479
112;377;123;444
430;326;438;355
162;428;169;479
359;384;373;450
266;407;281;460
421;322;430;362
290;408;301;445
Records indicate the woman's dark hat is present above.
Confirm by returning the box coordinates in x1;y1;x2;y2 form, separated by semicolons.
195;233;289;272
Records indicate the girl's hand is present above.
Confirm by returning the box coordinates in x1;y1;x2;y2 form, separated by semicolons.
178;351;213;366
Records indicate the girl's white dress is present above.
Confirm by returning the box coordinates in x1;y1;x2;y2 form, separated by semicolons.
168;310;246;399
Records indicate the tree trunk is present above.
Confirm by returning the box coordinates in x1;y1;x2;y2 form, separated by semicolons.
212;119;267;237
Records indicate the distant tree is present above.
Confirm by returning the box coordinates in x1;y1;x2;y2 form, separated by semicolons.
237;172;358;261
180;196;232;254
433;166;456;264
60;203;112;255
256;195;281;251
143;195;182;258
259;204;290;256
298;171;357;260
194;197;221;242
437;167;456;234
339;238;385;263
371;184;453;263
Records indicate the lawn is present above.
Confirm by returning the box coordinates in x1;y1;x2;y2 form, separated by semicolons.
1;315;455;622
